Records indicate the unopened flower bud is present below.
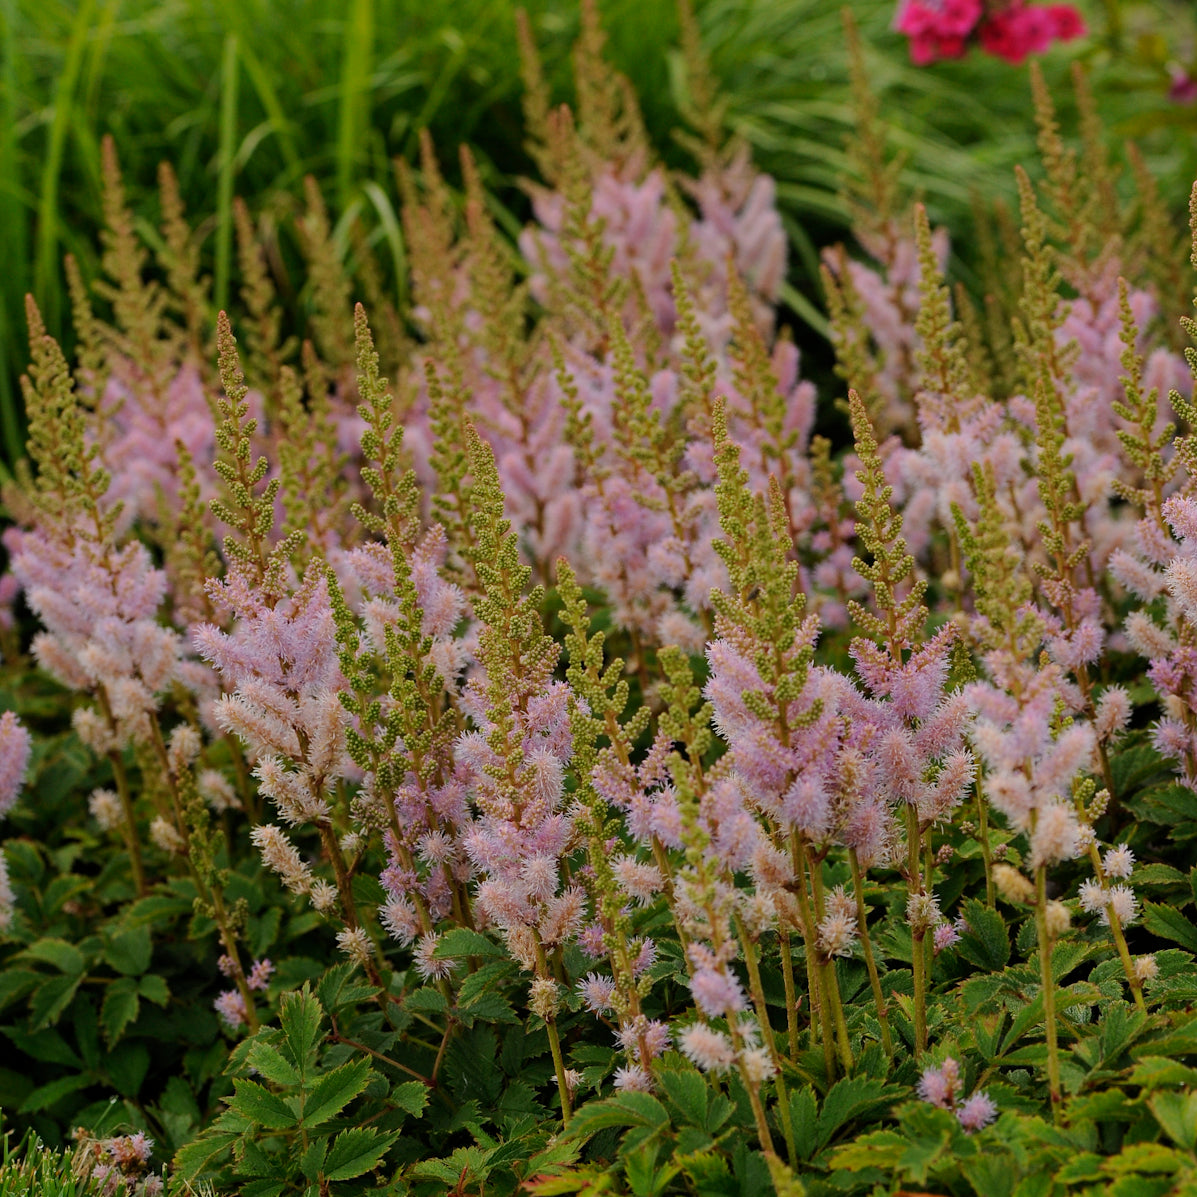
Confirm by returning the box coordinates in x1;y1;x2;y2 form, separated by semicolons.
1044;901;1071;941
167;724;202;775
89;788;124;832
150;817;185;854
335;927;373;967
993;863;1034;904
1134;955;1159;983
529;976;560;1022
906;892;942;934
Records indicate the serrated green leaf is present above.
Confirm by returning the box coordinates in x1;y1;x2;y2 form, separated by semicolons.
0;968;41;1011
30;973;82;1029
123;893;194;927
1054;1153;1103;1183
247;1041;302;1087
230;1078;297;1129
138;974;170;1005
458;990;519;1025
961;972;1011;1013
788;1085;819;1160
1101;1141;1187;1176
657;1066;708;1128
817;1076;904;1151
238;1181;287;1197
677;1149;731;1192
1142;903;1197;953
279;985;322;1076
434;928;505;958
234;1137;282;1178
18;1072;93;1113
562;1091;669;1142
101;976;140;1045
174;1130;239;1180
957;900;1011;972
456;959;517;1007
300;1055;373;1127
2;1026;81;1067
1134;864;1188;890
317;961;378;1013
74;996;101;1071
525;1139;583;1175
1134;1018;1197;1059
299;1138;328;1182
1150;1091;1197;1150
107;1041;150;1097
105;925;152;976
22;937;85;975
404;986;448;1015
392;1080;431;1117
323;1127;399;1181
828;1129;907;1172
409;1146;494;1185
1129;1057;1197;1088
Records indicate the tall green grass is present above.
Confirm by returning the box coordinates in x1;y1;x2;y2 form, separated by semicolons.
1;0;1194;471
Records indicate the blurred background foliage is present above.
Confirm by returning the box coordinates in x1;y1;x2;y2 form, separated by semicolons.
1;0;1195;472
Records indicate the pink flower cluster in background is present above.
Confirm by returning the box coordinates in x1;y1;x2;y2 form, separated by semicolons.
896;0;1085;66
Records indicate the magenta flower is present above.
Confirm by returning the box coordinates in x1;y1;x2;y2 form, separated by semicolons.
1170;65;1197;104
957;1090;998;1131
896;0;982;63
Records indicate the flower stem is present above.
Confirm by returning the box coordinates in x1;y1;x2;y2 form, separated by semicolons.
779;931;800;1063
807;855;853;1073
977;780;995;907
793;839;833;1080
1035;864;1063;1122
536;940;572;1126
1107;909;1147;1014
107;748;147;897
1083;841;1146;1012
735;911;797;1165
850;849;892;1055
730;1017;776;1155
906;804;927;1057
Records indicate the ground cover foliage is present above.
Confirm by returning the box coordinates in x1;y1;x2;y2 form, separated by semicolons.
2;3;1197;1195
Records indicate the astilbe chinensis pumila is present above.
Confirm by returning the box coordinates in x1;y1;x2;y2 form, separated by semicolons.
8;3;1197;1176
846;391;975;1056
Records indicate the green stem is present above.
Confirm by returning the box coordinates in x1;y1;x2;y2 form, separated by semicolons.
807;854;853;1073
850;850;892;1056
730;1017;775;1155
535;938;572;1126
977;780;995;907
106;748;146;897
793;840;833;1081
735;912;796;1165
1107;907;1147;1014
906;805;927;1057
1035;865;1063;1122
1084;842;1146;1013
779;931;801;1064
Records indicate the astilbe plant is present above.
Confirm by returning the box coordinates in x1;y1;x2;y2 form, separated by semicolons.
4;8;1197;1196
